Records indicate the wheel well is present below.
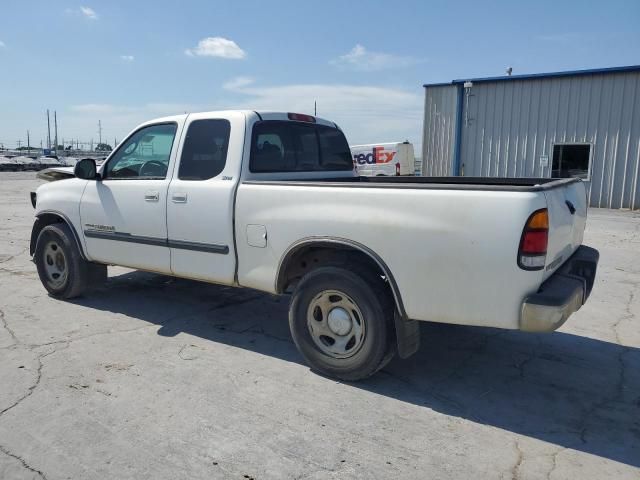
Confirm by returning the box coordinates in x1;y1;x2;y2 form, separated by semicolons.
277;242;405;317
30;213;84;258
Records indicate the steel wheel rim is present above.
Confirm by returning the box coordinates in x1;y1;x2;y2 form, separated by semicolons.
43;240;67;288
306;289;366;359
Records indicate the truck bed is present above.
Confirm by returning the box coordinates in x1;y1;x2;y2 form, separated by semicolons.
243;176;581;192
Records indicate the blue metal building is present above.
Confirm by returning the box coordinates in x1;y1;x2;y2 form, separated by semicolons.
422;65;640;209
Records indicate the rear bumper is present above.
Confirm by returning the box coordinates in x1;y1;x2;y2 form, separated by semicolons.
520;245;599;332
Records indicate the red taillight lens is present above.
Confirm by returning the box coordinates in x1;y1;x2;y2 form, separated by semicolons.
395;163;400;176
518;208;548;270
521;230;548;254
287;113;316;123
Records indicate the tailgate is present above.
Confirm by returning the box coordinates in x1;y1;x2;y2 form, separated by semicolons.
542;180;587;280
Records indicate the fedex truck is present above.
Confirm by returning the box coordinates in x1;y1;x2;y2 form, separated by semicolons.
351;141;415;176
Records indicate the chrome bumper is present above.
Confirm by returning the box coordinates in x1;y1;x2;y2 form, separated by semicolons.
520;245;599;332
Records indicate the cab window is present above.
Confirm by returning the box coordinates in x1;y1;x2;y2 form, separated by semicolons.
104;123;177;179
250;121;353;172
178;119;231;180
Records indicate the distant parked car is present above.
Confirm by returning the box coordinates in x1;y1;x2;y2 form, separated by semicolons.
0;156;20;171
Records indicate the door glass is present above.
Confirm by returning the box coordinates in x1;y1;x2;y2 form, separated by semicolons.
178;119;231;180
105;123;177;179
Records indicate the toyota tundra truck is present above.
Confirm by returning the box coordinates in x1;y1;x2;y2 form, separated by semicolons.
29;110;599;380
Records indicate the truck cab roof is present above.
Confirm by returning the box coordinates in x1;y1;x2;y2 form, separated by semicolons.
138;111;339;130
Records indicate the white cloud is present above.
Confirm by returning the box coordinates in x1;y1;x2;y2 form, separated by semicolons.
331;44;422;71
65;6;98;19
63;82;422;153
185;37;246;59
223;76;254;90
80;6;98;19
120;55;135;62
65;102;203;141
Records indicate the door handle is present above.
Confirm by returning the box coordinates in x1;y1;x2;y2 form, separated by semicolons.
171;193;188;203
144;191;159;202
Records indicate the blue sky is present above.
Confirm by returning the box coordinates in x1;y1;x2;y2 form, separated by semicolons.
1;0;639;151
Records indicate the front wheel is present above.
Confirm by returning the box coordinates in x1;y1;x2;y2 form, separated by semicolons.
34;223;106;299
289;266;395;381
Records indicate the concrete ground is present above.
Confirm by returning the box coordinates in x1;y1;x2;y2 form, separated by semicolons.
0;172;638;480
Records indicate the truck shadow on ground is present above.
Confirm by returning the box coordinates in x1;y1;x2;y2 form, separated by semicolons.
72;270;640;468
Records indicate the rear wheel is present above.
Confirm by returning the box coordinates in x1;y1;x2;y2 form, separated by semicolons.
35;223;106;299
289;266;395;381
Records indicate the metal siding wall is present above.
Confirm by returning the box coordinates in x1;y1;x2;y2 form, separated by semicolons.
422;85;458;176
458;72;640;208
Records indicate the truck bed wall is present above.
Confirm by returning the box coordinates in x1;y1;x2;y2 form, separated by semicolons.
245;176;580;190
235;182;549;329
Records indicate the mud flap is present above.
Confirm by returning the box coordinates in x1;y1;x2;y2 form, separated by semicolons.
394;311;420;359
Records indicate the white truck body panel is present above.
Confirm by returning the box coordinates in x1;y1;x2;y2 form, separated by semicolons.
166;111;246;284
79;115;187;273
235;183;555;328
542;182;587;280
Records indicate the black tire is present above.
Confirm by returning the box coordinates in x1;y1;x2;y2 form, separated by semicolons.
34;223;106;299
289;265;395;381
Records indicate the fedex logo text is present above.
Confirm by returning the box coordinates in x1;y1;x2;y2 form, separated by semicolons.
353;147;397;165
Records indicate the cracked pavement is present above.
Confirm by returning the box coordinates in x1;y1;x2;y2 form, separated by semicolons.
0;172;638;479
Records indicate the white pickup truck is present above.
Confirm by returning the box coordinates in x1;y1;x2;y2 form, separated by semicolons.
30;111;599;380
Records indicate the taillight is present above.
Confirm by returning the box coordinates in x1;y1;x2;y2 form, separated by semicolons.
518;208;548;270
395;163;400;176
287;113;316;123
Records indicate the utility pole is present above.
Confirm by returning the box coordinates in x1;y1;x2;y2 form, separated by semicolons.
27;130;30;152
314;101;317;116
46;109;51;149
98;120;102;145
54;110;58;151
17;140;22;150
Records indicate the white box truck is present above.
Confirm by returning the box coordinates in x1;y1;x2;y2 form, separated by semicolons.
351;141;415;176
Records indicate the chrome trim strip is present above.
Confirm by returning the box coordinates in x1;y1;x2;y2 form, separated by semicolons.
84;230;166;247
83;230;229;254
168;239;229;254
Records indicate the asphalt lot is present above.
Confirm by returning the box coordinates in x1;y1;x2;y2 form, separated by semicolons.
0;172;638;480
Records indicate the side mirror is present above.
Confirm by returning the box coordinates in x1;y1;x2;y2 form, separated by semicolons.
74;158;98;180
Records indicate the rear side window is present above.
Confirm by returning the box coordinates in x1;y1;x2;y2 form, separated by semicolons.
250;121;353;172
178;119;231;180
